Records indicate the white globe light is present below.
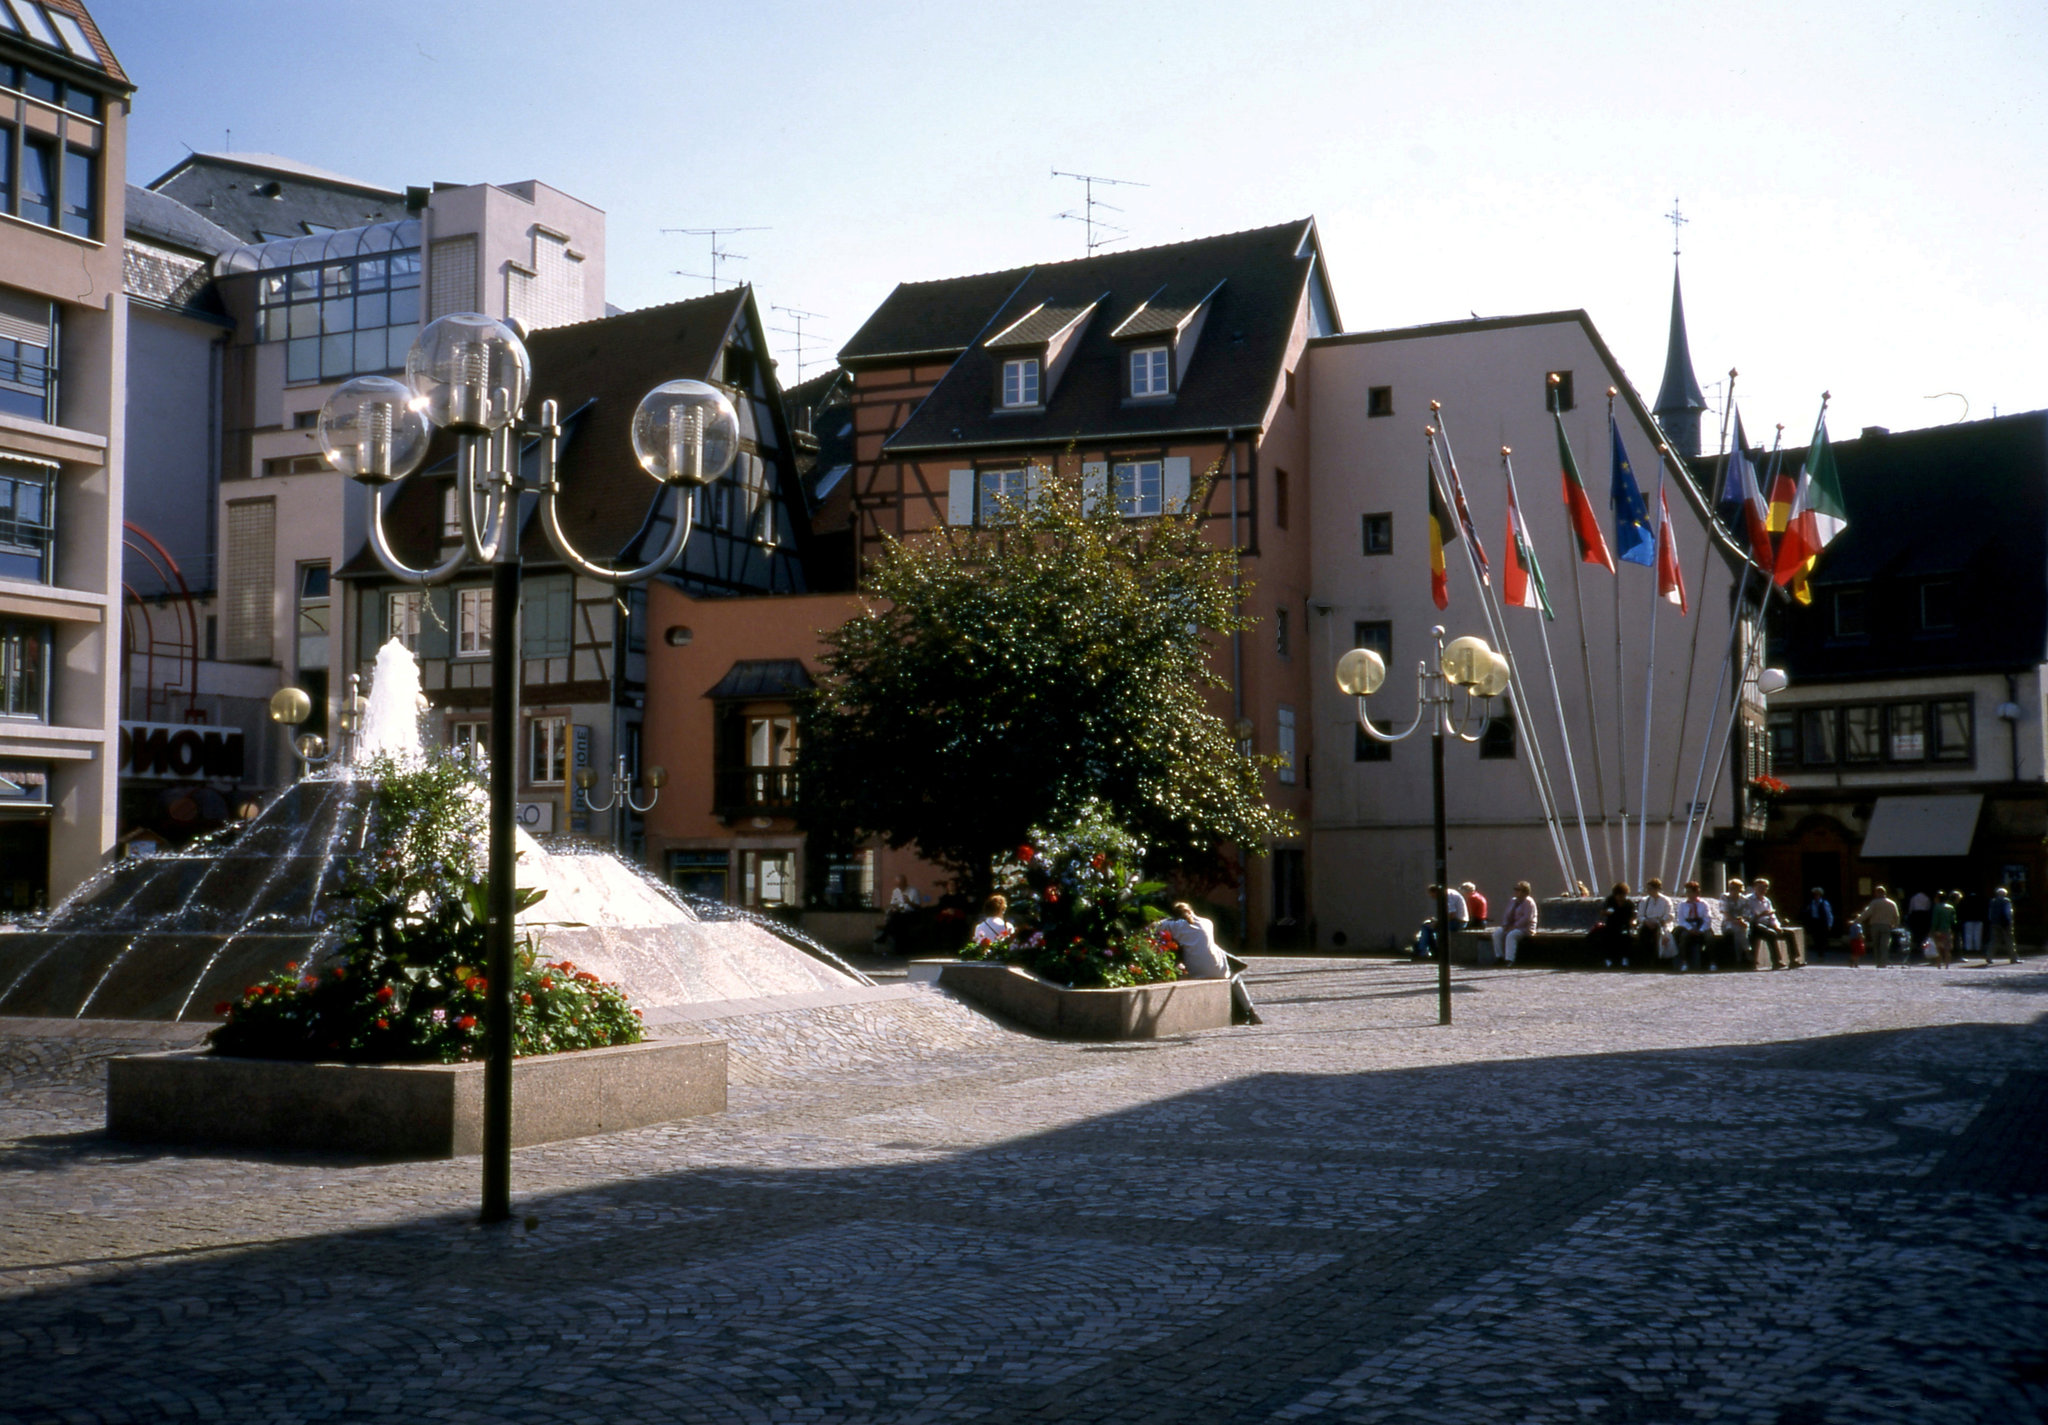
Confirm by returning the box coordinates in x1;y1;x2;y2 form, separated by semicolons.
631;379;739;485
1757;667;1790;695
1336;647;1386;697
405;313;529;432
317;376;430;485
1441;635;1495;689
1476;650;1512;699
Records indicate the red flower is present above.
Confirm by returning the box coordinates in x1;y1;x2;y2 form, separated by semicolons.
457;1014;477;1030
284;962;299;973
375;985;395;1003
244;986;261;998
333;967;347;979
521;992;533;1005
1046;887;1060;903
1091;854;1106;871
1018;846;1035;863
375;1017;389;1030
539;976;555;990
213;1001;232;1017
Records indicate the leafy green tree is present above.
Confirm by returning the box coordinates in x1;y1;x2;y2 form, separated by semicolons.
799;464;1290;891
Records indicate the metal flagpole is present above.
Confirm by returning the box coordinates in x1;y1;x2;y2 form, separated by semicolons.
1506;445;1600;890
1429;415;1577;892
1636;450;1667;887
1680;588;1770;888
1657;370;1739;882
1675;429;1781;880
1608;390;1631;886
1556;416;1613;891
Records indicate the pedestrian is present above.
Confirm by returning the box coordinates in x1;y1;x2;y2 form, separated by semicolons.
1161;900;1260;1023
888;875;924;913
1930;891;1956;968
1588;882;1637;968
1744;877;1791;970
972;894;1012;946
1960;889;1985;961
1673;881;1714;972
1719;880;1749;971
1492;880;1537;965
1637;877;1676;968
1802;887;1834;962
1462;881;1489;930
1856;885;1902;968
1907;888;1933;957
1417;883;1467;960
1987;886;2018;965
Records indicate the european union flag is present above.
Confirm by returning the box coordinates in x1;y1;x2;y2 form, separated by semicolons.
1609;417;1656;567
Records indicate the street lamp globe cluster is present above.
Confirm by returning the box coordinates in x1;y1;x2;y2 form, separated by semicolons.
314;312;740;1224
1336;626;1508;1025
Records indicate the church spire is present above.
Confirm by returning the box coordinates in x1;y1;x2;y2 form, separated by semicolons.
1653;201;1707;458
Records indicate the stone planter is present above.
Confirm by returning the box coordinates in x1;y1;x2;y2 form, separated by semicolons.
106;1033;725;1158
938;961;1231;1039
906;957;967;985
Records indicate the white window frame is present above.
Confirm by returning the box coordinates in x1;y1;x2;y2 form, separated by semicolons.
386;589;423;652
1113;459;1163;518
452;719;488;764
528;713;567;786
1000;358;1040;408
978;467;1028;524
456;586;491;658
1276;706;1298;785
1130;346;1169;398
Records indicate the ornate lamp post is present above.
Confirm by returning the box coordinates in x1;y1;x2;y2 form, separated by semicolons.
1336;626;1509;1025
577;754;667;851
318;312;738;1224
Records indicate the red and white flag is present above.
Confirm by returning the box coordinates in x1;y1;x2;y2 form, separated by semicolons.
1656;486;1688;615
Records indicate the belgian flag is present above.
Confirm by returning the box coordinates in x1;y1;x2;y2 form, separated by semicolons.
1427;455;1458;610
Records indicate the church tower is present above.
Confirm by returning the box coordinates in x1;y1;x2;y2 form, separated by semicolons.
1653;203;1707;458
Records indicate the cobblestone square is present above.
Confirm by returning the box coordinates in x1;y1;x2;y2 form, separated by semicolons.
2;959;2045;1423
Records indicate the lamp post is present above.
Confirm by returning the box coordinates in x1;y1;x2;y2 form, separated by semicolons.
318;312;738;1225
577;754;667;851
1337;626;1509;1025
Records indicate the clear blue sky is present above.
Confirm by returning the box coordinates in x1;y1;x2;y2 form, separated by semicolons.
99;0;2045;443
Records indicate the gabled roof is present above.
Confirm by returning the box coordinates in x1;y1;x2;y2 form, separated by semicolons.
984;297;1101;349
1110;280;1224;339
863;220;1331;453
149;152;406;244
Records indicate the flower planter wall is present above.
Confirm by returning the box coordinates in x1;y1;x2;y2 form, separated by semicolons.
106;1034;725;1158
938;962;1230;1039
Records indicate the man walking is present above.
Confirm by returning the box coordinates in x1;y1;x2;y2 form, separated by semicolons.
1857;886;1902;968
1802;887;1834;963
1987;886;2018;965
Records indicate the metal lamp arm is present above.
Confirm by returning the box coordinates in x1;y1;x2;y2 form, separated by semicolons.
1445;688;1494;744
532;399;696;585
1354;664;1431;743
367;480;469;586
455;429;511;567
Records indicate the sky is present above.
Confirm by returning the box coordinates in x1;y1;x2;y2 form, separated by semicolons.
97;0;2046;444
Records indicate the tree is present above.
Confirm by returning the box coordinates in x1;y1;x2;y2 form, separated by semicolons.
799;464;1290;891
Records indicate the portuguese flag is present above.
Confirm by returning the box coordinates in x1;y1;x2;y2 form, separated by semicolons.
1428;454;1458;610
1556;412;1615;570
1773;408;1849;603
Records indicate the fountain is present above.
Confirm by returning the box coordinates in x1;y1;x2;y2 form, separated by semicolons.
0;641;867;1023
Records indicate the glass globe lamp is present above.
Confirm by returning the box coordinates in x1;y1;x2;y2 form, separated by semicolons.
317;376;431;485
406;313;530;432
631;380;739;485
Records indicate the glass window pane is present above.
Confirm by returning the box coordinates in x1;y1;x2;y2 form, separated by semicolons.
62;82;97;116
356;328;387;373
388;286;420;326
1800;709;1836;764
286;337;318;383
355;290;387;329
387;326;413;370
18;140;52;225
321;296;353;334
46;9;96;62
287;302;318;339
319;331;352;378
1843;706;1881;762
59;146;91;236
1934;701;1971;760
1888;704;1925;760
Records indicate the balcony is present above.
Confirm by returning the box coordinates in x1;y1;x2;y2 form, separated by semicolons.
715;765;796;818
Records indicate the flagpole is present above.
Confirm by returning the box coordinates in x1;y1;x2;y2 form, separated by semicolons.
1636;449;1667;889
1506;444;1601;890
1657;368;1739;883
1429;413;1578;892
1675;427;1781;881
1607;390;1631;886
1554;407;1613;891
1679;585;1771;888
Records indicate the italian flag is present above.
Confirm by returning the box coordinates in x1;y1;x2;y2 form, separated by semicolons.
1656;486;1688;615
1503;477;1555;618
1773;409;1849;603
1556;412;1615;570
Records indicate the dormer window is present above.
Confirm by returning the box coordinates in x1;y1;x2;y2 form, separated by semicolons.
1130;346;1169;399
1001;358;1040;408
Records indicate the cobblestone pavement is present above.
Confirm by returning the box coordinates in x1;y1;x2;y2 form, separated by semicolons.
2;959;2046;1423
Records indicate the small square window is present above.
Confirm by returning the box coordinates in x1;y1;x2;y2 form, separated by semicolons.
1354;721;1391;762
292;410;319;429
387;590;423;652
1352;620;1391;661
978;467;1028;524
528;714;567;785
1801;708;1837;765
1000;358;1039;408
1367;386;1394;418
1843;705;1881;762
1362;513;1392;555
1932;699;1972;762
1888;703;1925;761
1113;460;1162;518
1546;371;1575;412
456;586;491;657
1479;708;1517;760
451;719;488;763
1768;712;1798;767
1832;588;1868;640
1130;347;1169;398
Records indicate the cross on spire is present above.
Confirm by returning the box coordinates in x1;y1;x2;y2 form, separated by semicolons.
1665;198;1688;258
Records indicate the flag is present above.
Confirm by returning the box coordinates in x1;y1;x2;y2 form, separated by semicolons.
1609;417;1656;567
1767;452;1799;534
1439;445;1490;580
1556;412;1615;570
1656;486;1688;615
1427;455;1458;610
1503;476;1554;619
1726;408;1773;568
1773;408;1849;603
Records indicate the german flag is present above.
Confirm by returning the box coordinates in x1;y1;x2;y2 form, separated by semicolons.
1428;454;1458;610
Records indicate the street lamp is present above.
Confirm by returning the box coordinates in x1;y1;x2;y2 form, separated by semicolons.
577;755;667;848
319;312;737;1225
1337;625;1509;1025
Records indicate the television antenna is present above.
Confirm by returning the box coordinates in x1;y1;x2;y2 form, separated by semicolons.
662;226;768;291
1052;170;1146;254
770;306;829;382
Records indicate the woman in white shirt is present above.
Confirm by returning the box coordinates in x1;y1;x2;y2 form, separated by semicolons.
972;894;1011;946
1161;900;1229;979
1636;877;1676;968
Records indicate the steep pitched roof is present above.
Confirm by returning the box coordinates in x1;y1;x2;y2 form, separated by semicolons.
15;0;128;87
148;152;406;244
861;220;1328;452
1654;265;1707;419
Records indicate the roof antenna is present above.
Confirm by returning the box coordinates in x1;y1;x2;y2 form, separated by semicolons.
1052;169;1147;255
224;128;231;153
661;226;769;292
771;306;828;382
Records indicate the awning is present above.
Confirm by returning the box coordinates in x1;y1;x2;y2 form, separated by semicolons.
1860;794;1983;858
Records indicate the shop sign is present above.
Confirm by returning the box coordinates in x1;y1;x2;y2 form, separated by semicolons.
119;723;245;781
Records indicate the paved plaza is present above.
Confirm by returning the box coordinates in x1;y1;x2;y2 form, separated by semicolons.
2;958;2046;1424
